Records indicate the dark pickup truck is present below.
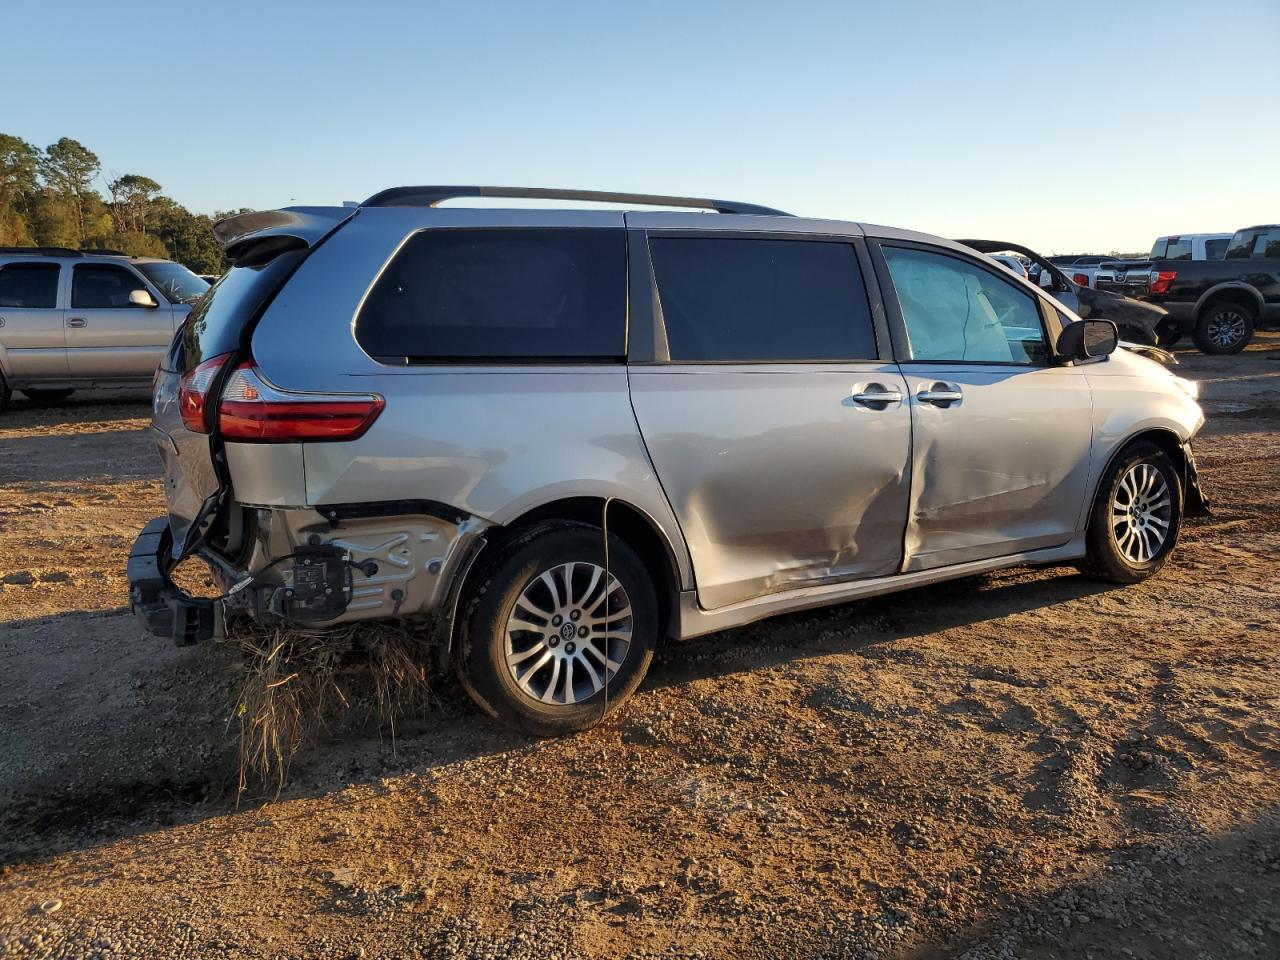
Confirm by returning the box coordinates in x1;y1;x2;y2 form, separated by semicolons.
1096;225;1280;353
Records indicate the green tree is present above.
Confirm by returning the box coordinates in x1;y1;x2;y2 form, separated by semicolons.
108;173;162;234
85;229;169;258
0;133;40;245
38;137;100;243
152;197;227;274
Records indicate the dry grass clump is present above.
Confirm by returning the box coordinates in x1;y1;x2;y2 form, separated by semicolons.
225;617;435;797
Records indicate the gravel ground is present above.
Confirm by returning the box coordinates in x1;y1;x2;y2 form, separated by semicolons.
1;335;1278;959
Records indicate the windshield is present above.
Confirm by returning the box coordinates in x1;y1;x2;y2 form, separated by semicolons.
136;261;211;304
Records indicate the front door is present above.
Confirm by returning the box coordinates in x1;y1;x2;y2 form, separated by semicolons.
0;261;68;379
877;243;1094;570
629;233;912;610
66;263;174;378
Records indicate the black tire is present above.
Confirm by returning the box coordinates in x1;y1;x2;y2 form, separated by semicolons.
456;521;658;736
1154;319;1183;348
1077;441;1182;584
1194;302;1254;354
21;387;75;404
0;375;10;415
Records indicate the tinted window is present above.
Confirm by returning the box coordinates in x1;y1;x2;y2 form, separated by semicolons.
649;238;876;362
71;264;148;308
177;249;307;372
356;229;625;361
882;246;1047;365
1150;239;1168;259
0;263;59;308
1204;238;1228;259
1226;227;1280;259
1165;237;1193;261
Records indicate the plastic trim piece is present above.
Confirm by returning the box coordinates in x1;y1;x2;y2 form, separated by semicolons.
359;185;790;217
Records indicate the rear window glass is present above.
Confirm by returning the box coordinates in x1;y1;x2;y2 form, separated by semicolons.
648;237;877;362
1165;237;1192;261
355;229;626;361
176;249;306;372
1149;239;1168;259
1226;227;1280;259
0;262;59;308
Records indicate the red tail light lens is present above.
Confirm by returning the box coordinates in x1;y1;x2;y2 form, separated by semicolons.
1150;270;1177;295
178;352;234;433
1072;273;1090;286
218;363;385;442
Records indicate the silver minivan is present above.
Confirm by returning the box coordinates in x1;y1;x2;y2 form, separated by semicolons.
0;248;209;410
128;187;1209;735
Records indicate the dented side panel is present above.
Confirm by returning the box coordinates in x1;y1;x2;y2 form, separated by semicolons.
628;363;912;610
900;365;1094;571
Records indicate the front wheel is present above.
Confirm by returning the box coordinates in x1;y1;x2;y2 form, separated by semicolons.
1154;318;1182;348
1077;442;1182;584
456;522;658;736
1194;303;1254;354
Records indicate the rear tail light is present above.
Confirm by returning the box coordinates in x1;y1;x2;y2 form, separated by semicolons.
178;352;234;433
1072;272;1090;286
1150;270;1177;295
218;362;384;442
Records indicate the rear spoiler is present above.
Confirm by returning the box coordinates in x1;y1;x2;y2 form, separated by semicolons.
213;206;357;266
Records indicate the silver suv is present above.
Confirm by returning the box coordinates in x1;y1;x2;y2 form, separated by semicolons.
128;187;1209;735
0;247;210;411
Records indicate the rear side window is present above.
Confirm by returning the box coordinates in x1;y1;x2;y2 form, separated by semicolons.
1204;238;1228;259
71;264;147;308
648;237;876;362
356;229;626;361
0;263;60;308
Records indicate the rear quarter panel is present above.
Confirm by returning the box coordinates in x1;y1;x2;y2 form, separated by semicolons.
245;207;693;590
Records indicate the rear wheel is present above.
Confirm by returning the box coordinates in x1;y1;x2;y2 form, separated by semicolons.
21;388;75;404
1077;442;1182;584
456;522;658;736
0;376;10;414
1194;302;1254;354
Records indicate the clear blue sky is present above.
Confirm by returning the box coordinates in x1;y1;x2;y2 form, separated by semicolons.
3;0;1277;253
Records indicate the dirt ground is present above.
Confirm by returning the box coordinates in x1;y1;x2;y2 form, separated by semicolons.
1;335;1278;960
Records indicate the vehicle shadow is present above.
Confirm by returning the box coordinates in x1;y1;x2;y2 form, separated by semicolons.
0;564;1117;867
900;806;1280;960
644;564;1117;694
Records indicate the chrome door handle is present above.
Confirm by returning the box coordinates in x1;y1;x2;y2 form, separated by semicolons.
850;383;904;406
66;317;88;328
917;382;963;406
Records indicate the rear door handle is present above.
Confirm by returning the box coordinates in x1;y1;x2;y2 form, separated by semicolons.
917;382;963;406
66;317;88;328
850;383;904;407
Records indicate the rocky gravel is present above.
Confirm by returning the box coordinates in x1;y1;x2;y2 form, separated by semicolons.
1;337;1279;958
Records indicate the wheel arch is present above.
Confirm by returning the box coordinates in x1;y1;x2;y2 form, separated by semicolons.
1089;427;1206;523
1194;282;1264;320
443;495;688;665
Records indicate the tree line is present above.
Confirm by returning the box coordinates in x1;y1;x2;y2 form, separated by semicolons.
0;133;248;275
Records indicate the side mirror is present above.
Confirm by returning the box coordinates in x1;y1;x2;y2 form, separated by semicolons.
1056;319;1118;363
129;289;159;308
1038;270;1053;289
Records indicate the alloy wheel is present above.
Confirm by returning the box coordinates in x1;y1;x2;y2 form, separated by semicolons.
503;561;633;706
1110;463;1172;564
1206;310;1247;350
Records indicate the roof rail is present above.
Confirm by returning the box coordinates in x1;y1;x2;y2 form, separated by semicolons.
0;246;84;257
359;185;791;216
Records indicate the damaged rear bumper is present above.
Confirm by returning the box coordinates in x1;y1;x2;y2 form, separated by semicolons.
127;517;220;645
